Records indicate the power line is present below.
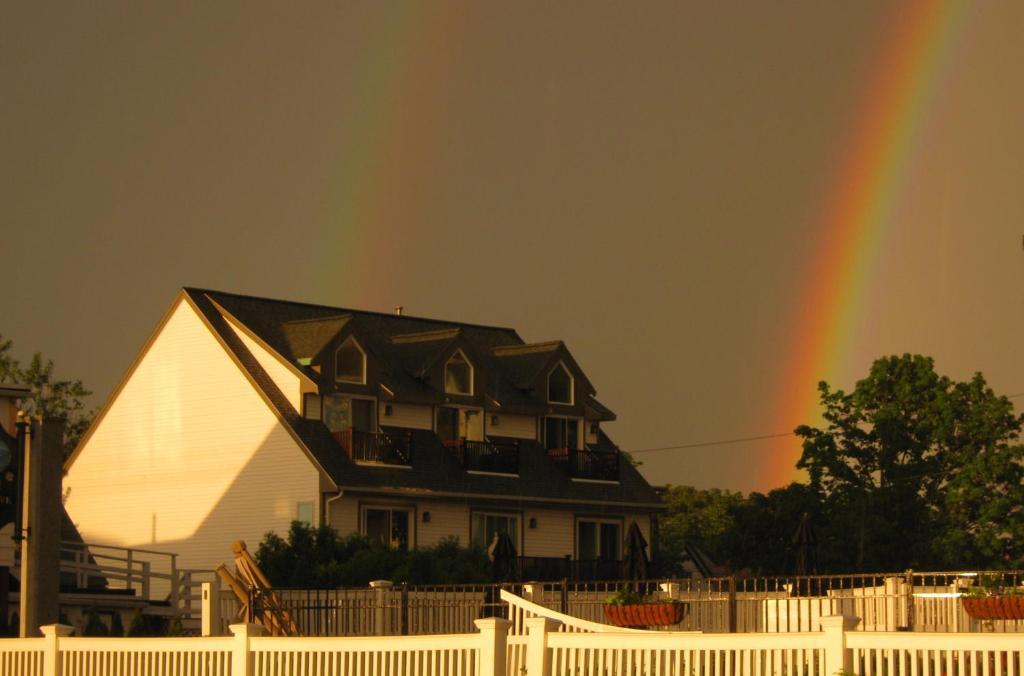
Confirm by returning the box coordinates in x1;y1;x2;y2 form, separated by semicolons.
627;392;1024;456
629;432;795;455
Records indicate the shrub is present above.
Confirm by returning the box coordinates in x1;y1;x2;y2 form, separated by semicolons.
82;607;108;637
126;610;153;637
109;611;124;637
256;524;491;587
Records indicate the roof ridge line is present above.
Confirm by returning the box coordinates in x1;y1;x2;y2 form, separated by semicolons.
183;287;522;334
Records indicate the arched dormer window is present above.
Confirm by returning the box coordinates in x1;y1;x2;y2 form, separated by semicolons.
335;337;366;384
548;362;574;405
445;350;473;395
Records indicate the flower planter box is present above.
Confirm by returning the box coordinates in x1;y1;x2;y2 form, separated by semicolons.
962;596;1024;621
603;603;685;628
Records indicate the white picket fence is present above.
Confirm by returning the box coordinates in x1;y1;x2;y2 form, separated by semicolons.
3;614;1024;676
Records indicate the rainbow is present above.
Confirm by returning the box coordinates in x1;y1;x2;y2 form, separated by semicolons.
315;5;467;307
765;0;968;489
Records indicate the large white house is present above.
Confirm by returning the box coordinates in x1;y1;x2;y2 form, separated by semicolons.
64;289;662;576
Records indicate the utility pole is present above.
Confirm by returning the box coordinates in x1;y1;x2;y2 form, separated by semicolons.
16;413;64;637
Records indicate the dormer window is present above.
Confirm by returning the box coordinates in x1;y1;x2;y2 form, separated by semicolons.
548;362;574;404
445;350;473;395
335;337;366;384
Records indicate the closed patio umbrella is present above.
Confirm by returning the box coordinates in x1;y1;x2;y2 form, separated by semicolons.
623;521;649;581
489;531;518;582
483;531;518;618
792;512;818;577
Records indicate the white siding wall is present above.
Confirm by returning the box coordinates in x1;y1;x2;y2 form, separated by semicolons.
327;497;359;536
327;495;652;561
520;509;653;559
418;501;469;547
488;414;535;440
223;314;303;411
64;298;321;572
380;402;432;430
522;508;574;558
328;496;470;549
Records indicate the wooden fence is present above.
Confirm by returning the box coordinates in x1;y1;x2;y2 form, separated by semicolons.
4;615;1024;676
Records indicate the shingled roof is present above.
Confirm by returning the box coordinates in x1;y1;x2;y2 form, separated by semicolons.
184;288;660;510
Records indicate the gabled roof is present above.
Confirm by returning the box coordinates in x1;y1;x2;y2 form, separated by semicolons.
280;315;352;362
493;341;596;399
176;288;651;507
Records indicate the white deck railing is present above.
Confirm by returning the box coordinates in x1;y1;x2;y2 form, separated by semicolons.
60;540;180;607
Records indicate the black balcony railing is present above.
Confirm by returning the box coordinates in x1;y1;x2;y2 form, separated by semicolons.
447;438;519;474
335;428;413;465
546;446;619;481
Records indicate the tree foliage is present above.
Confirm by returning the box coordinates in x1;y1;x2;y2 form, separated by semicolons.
658;355;1024;575
0;334;94;456
657;485;743;573
255;522;491;587
796;354;1024;570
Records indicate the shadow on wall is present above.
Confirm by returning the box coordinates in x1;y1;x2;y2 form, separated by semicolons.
70;425;320;577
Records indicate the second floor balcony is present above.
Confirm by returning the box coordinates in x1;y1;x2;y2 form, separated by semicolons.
546;446;619;481
444;438;520;475
334;428;413;466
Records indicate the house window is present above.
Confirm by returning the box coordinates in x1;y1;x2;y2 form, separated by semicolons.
437;406;484;444
544;417;579;451
362;506;412;551
471;512;519;550
577;519;621;561
445;350;473;395
335;337;366;384
323;395;375;433
296;501;314;526
548;362;573;404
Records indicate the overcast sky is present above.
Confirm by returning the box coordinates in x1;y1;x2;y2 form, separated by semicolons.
3;1;1023;493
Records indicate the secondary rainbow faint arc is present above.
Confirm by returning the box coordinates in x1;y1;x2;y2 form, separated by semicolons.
766;0;968;488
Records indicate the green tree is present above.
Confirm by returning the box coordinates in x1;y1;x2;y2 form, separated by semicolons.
795;354;1024;570
721;482;822;575
0;334;94;457
657;485;744;573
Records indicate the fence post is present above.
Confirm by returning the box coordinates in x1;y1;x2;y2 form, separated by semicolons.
370;579;393;636
522;584;536;603
40;624;73;676
820;615;859;676
559;579;568;614
400;582;409;635
169;554;180;612
904;569;915;630
229;622;265;676
475;617;512;676
126;548;134;594
727;576;737;633
525;616;560;676
203;579;223;636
